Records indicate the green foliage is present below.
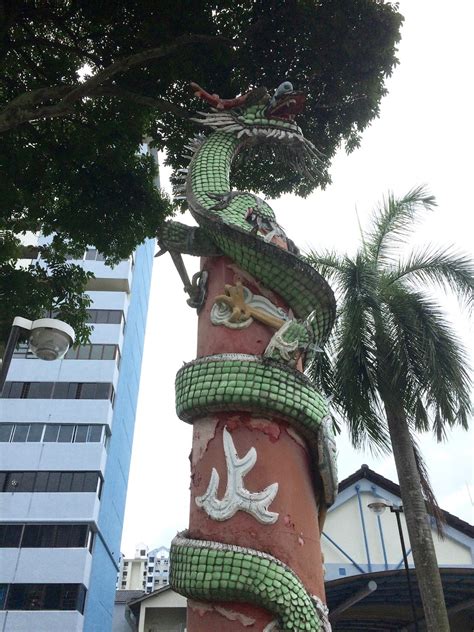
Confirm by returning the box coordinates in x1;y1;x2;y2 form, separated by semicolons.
306;187;473;448
0;0;402;345
0;235;93;348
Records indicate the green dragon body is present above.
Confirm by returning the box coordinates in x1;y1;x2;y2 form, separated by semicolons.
160;82;337;631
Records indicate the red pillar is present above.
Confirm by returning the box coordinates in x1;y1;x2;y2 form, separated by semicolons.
186;256;326;631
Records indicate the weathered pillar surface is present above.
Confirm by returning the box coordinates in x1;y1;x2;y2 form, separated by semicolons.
187;257;325;629
162;81;337;632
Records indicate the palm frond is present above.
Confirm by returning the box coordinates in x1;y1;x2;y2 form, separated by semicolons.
385;246;474;310
381;285;434;410
384;285;471;435
365;186;436;265
304;249;349;288
307;321;390;452
329;260;391;450
306;347;335;396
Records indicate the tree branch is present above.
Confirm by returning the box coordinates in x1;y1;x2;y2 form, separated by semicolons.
93;87;192;119
0;33;233;132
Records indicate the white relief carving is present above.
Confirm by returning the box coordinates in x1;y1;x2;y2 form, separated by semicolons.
263;621;280;632
264;319;300;361
312;595;332;632
211;285;287;329
195;426;279;524
317;415;338;507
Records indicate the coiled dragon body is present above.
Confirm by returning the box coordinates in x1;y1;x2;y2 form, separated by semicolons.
159;82;337;631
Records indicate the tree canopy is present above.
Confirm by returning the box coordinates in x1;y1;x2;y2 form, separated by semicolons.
0;0;403;344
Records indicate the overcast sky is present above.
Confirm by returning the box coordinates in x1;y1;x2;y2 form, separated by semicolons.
121;0;473;556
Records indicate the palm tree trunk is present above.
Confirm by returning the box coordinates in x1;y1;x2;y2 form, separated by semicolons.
384;404;450;631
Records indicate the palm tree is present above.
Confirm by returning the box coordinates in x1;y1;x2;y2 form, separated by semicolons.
306;186;473;632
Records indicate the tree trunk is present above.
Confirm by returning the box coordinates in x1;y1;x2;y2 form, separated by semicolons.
384;405;450;631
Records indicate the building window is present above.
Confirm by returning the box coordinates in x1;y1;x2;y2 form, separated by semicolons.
64;344;120;362
2;584;86;612
12;524;90;548
84;248;106;262
2;382;115;403
0;525;22;547
86;309;124;325
0;425;13;441
0;471;102;495
0;423;106;444
0;585;7;609
11;425;29;442
15;343;121;364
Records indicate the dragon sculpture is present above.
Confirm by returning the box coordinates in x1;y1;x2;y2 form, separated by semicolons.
159;81;337;631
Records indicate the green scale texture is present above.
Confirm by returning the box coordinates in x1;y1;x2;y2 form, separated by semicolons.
171;533;322;631
175;355;328;445
187;131;335;346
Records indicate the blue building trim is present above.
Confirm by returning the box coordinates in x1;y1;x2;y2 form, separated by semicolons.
355;484;372;572
396;548;413;570
321;532;366;574
83;239;154;632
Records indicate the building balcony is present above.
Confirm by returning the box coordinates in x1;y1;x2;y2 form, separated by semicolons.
0;611;84;632
83;260;132;293
89;323;124;347
0;548;92;585
0;399;113;426
0;492;100;524
6;359;119;385
0;442;107;473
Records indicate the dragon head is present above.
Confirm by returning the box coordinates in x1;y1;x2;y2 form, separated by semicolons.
190;81;323;180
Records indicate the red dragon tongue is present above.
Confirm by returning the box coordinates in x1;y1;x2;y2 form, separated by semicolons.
190;81;249;110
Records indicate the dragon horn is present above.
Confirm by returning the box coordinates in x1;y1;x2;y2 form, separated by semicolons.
190;81;249;110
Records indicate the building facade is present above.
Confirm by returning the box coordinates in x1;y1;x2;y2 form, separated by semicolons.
322;464;474;630
321;464;473;582
118;544;170;593
0;240;154;632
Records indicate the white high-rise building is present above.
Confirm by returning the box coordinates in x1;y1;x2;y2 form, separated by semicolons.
117;544;170;593
0;241;154;632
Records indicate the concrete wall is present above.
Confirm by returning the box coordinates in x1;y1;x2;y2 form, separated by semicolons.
0;548;92;585
0;492;100;523
141;608;186;632
0;611;84;632
0;442;107;472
